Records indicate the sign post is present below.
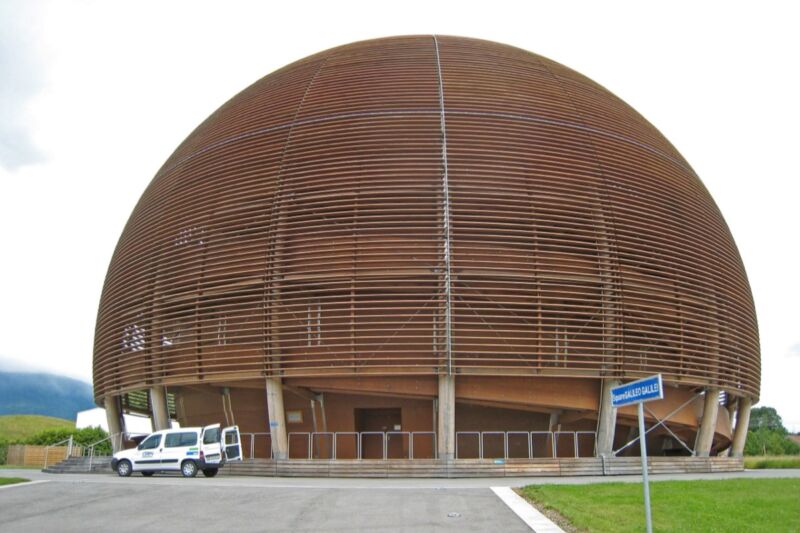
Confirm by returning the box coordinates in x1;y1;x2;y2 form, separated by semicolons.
611;374;664;533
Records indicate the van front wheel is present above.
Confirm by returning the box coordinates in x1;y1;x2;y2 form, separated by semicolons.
181;460;198;478
116;459;132;477
202;468;218;477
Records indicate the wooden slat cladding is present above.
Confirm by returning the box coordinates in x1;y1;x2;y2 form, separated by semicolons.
94;36;759;402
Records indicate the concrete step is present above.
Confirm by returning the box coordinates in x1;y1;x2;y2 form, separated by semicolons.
43;455;744;477
43;456;113;474
218;456;744;478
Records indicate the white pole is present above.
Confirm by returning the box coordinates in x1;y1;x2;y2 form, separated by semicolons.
638;402;653;533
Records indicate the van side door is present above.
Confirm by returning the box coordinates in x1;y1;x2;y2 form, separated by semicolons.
222;425;243;462
161;431;200;469
134;433;163;470
200;424;223;465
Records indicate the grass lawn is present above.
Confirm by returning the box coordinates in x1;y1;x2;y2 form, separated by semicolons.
0;477;29;486
520;478;800;533
744;455;800;469
0;414;74;442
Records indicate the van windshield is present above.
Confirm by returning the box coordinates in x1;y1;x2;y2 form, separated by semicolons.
203;427;220;444
139;434;161;450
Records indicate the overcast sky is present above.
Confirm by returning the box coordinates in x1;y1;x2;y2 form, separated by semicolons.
0;0;798;430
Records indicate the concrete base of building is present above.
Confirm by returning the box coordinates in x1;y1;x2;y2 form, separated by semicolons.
156;376;736;462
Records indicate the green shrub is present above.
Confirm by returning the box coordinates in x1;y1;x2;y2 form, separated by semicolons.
0;440;7;465
744;456;800;469
744;428;800;456
25;426;111;455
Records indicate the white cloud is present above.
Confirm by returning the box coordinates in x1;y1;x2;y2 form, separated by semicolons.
0;1;47;169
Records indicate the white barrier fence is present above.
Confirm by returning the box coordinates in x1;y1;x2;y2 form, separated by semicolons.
455;430;596;459
240;432;273;460
286;431;437;460
273;430;596;460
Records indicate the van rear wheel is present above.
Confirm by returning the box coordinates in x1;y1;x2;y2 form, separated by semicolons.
181;460;198;478
202;468;218;477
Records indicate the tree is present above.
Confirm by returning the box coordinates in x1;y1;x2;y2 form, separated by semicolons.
745;428;800;456
748;406;786;434
743;406;800;456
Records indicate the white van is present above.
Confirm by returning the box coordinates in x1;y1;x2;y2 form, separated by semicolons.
111;424;242;478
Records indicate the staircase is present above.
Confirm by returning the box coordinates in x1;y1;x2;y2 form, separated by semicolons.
42;456;744;477
218;456;745;478
42;455;113;474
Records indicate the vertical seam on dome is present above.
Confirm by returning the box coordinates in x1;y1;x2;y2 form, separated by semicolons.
264;57;329;374
533;56;626;379
433;35;453;376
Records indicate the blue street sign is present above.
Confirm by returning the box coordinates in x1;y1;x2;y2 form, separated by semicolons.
611;374;663;408
608;374;664;533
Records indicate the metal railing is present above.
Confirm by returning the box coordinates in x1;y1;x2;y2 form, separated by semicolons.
334;432;359;460
455;432;482;460
235;430;596;461
240;432;272;459
359;431;386;459
286;431;437;460
43;436;74;469
84;433;123;471
411;431;436;459
43;432;156;471
455;431;597;459
507;431;532;459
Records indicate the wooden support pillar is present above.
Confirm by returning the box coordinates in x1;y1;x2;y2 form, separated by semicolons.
694;387;721;457
437;374;455;461
150;386;170;431
730;397;752;458
316;393;328;433
221;387;235;426
104;395;124;453
623;425;639;456
596;378;621;457
548;410;561;457
266;377;288;460
548;410;561;432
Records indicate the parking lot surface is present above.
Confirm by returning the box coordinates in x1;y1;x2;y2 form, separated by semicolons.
2;469;798;532
0;472;531;532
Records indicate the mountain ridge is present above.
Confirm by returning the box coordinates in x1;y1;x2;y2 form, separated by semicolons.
0;371;94;421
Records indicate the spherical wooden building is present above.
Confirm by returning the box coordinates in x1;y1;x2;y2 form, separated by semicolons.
95;36;759;463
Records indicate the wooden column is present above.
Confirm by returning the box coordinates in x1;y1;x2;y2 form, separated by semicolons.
437;375;455;461
694;387;721;457
150;386;171;431
730;397;752;457
266;377;288;460
104;395;124;453
596;378;621;457
548;411;561;432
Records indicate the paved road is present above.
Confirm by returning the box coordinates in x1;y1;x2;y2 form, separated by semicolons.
1;469;798;532
0;472;531;532
5;467;799;488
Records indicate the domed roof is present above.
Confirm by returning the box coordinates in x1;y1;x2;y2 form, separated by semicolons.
94;36;759;401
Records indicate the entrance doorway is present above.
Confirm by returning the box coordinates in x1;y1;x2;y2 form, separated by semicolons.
355;408;402;459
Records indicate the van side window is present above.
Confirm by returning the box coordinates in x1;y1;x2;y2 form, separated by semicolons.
165;432;198;448
139;434;161;450
203;427;220;444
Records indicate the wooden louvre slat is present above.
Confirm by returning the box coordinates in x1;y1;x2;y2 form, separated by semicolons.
93;36;759;402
